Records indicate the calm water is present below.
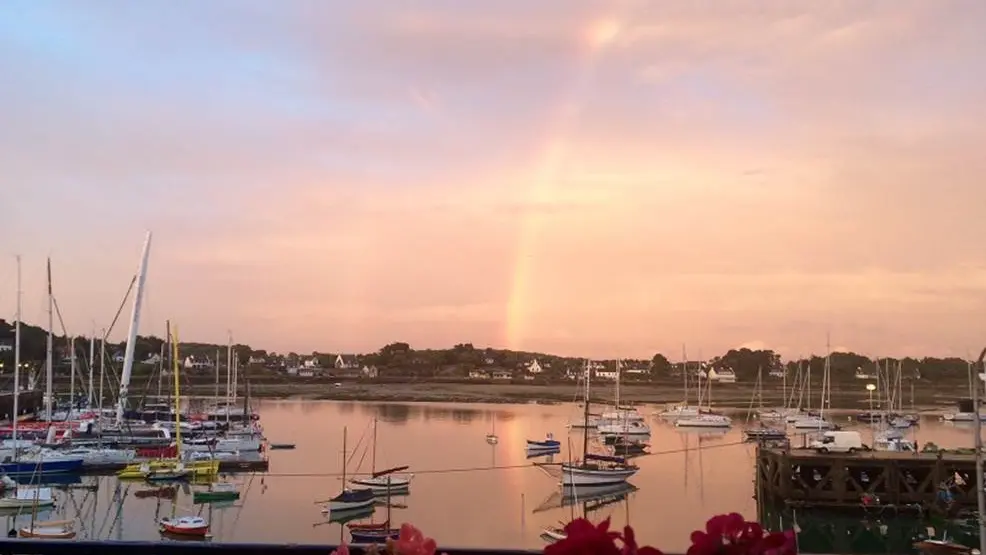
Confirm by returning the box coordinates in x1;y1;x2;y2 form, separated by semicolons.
2;401;980;552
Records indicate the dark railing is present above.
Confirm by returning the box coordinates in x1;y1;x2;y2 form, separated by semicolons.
0;539;575;555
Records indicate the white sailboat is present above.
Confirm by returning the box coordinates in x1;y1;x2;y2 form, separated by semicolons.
676;376;732;429
792;344;836;430
350;418;413;492
657;346;701;419
561;373;638;486
597;361;650;437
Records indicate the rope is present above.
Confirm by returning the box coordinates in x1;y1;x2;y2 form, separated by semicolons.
253;439;750;478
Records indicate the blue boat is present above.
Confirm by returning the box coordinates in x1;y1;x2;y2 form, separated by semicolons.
350;528;401;543
0;458;84;476
526;433;561;450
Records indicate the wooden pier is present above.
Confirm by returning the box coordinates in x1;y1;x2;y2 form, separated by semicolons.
756;446;980;510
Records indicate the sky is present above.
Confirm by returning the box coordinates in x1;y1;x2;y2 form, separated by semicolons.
1;0;985;360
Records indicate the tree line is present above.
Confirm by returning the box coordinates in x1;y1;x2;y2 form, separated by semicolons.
0;320;976;384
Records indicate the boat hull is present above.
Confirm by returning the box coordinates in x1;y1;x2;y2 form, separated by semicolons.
350;475;412;491
526;441;562;449
561;464;638;486
193;491;240;503
0;458;83;476
350;528;401;543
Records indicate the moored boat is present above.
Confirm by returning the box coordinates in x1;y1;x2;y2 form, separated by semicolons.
526;434;561;450
19;519;75;539
193;482;240;503
350;527;401;543
160;515;209;537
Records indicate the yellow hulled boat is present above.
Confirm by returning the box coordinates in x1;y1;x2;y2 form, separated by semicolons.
117;326;219;481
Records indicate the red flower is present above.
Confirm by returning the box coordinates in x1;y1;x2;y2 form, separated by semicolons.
621;524;663;555
687;514;796;555
546;518;622;555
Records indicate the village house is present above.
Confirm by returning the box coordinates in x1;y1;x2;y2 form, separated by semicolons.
565;367;584;380
112;351;125;363
768;367;786;378
248;354;267;365
298;368;315;377
526;359;543;374
491;370;512;381
142;352;162;365
303;357;320;369
855;367;877;379
483;357;496;365
183;356;212;370
594;368;619;380
285;366;299;375
0;339;12;353
361;365;378;378
335;354;358;370
622;364;649;378
705;367;737;383
469;370;491;379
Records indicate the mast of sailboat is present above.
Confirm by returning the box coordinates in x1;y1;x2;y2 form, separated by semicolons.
341;426;348;487
682;344;688;406
214;348;220;406
225;332;232;426
12;255;21;456
172;326;183;461
98;329;106;421
45;258;53;423
582;359;590;460
371;418;378;474
115;231;152;427
70;336;76;415
156;342;165;400
88;326;95;408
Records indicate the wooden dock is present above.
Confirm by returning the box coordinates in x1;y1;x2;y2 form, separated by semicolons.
756;446;979;510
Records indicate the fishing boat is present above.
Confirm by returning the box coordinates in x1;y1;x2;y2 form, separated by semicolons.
526;434;561;450
160;515;209;538
321;427;376;513
19;519;75;539
193;482;240;503
349;418;413;492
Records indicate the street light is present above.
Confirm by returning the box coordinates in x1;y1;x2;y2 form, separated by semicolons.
866;383;876;413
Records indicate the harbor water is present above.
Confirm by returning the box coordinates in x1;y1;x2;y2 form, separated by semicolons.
1;400;980;552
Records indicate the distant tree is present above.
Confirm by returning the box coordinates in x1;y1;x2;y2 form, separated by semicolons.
650;353;672;376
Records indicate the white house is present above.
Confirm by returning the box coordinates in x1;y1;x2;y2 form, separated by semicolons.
286;366;299;375
768;368;786;378
483;357;496;366
565;367;583;380
361;365;378;378
183;356;212;370
335;355;358;370
469;370;490;379
298;369;314;377
855;367;877;379
492;370;513;380
527;359;543;374
248;355;267;365
143;353;162;365
706;368;737;383
303;357;320;369
112;351;125;363
0;340;12;353
594;369;619;380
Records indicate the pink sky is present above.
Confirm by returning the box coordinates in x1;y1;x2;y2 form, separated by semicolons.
1;1;985;359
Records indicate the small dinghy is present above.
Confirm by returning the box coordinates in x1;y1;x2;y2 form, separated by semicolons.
350;527;401;543
19;519;76;539
541;527;567;542
160;515;209;538
527;433;561;450
485;433;498;445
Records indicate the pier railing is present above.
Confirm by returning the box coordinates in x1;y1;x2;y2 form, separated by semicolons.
0;539;575;555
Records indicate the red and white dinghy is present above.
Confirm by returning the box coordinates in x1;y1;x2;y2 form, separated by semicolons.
159;516;209;537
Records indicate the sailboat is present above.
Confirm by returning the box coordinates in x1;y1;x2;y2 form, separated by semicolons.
536;482;638;542
120;324;216;480
350;418;413;492
597;361;650;437
560;378;638;486
321;427;375;513
657;346;702;419
792;345;836;430
676;377;732;429
486;413;498;444
744;366;787;441
0;258;83;476
348;476;401;543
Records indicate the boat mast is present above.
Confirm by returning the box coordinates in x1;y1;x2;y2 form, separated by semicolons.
225;332;232;426
98;329;106;415
371;417;378;474
682;344;688;406
116;231;152;427
70;336;76;414
214;348;220;406
582;360;590;460
172;326;183;461
88;326;95;408
13;255;21;454
45;258;53;423
342;426;348;486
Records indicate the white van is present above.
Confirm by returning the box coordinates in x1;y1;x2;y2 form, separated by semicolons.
809;431;863;454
